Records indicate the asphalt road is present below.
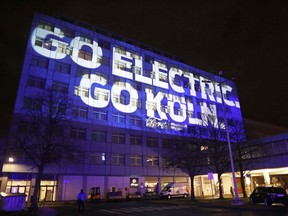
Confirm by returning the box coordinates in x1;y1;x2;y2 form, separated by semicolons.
2;198;288;216
51;198;288;216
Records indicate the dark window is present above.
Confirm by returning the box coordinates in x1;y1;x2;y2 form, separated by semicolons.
55;61;71;74
31;56;49;68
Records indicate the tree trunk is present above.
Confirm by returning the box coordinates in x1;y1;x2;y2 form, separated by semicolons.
240;171;247;198
189;175;196;201
29;165;44;212
218;174;224;199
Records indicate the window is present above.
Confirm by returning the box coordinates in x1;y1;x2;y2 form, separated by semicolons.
27;76;45;89
79;35;93;44
91;130;107;142
130;135;142;146
72;106;88;118
159;73;168;82
146;101;157;111
114;60;126;70
147;137;158;147
183;80;191;89
187;125;197;134
112;133;125;144
130;155;142;166
144;70;153;78
130;116;142;127
99;56;110;66
114;46;126;55
54;61;70;74
78;50;92;61
76;66;91;77
172;77;181;86
146;156;159;167
93;109;107;121
131;51;141;60
89;152;106;164
159;60;167;69
70;127;86;139
52;81;68;94
145;55;154;63
52;103;66;115
72;152;84;164
145;86;155;94
31;56;49;68
38;21;54;31
18;120;29;133
113;94;126;105
131;98;141;108
131;81;141;91
94;89;109;101
35;37;52;50
162;138;172;148
111;154;125;165
112;113;125;123
95;72;108;83
59;27;74;38
98;39;110;50
57;43;73;55
132;66;141;75
23;97;42;110
74;86;89;97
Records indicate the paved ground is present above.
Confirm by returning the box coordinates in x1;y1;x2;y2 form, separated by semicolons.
1;197;286;216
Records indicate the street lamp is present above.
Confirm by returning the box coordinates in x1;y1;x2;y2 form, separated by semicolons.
205;71;243;205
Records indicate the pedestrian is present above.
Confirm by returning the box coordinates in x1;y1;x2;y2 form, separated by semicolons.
77;189;86;213
230;186;234;197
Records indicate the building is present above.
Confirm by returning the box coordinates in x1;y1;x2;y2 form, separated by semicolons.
1;12;243;201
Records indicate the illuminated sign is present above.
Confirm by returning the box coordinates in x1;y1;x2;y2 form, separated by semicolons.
130;178;139;188
30;21;241;133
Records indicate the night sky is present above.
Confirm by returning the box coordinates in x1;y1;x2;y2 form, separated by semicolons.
1;0;288;136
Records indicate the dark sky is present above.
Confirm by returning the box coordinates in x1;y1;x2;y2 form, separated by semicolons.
1;0;288;136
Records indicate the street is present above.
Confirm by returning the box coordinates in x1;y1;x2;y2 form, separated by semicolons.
52;198;288;216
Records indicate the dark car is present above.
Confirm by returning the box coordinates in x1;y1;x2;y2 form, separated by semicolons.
250;186;288;206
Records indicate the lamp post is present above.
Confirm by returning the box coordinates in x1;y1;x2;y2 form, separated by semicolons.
204;71;243;205
217;71;243;205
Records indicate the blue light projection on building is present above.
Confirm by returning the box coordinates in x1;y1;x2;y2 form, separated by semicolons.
20;12;243;137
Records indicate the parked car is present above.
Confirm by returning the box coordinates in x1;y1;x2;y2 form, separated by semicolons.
159;182;189;199
250;186;288;206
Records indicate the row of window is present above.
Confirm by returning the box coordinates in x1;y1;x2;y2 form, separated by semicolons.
30;55;228;100
87;152;159;166
17;120;174;147
36;21;232;99
23;93;229;127
38;19;180;65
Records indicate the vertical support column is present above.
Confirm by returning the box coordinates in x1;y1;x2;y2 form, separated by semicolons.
0;175;8;192
263;170;270;186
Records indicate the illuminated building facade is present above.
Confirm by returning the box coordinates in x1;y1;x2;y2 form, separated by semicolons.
1;12;243;201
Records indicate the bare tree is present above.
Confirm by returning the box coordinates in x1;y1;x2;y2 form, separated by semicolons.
204;126;231;199
162;129;208;201
229;119;254;198
8;88;80;212
199;109;232;199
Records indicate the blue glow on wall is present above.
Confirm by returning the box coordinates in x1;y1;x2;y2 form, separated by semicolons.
21;13;243;136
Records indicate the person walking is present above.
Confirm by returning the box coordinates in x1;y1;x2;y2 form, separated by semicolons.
77;189;86;213
230;186;234;197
